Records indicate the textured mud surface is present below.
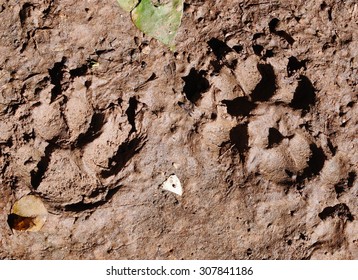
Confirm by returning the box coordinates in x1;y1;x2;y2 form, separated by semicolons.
0;0;357;259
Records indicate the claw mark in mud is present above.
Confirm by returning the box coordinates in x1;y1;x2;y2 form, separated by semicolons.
252;44;264;56
290;75;316;111
251;64;276;102
269;18;295;45
334;171;356;197
42;0;56;19
267;128;284;148
208;38;232;60
287;56;308;77
229;124;249;162
318;203;354;222
182;68;210;104
48;57;68;102
299;143;326;179
30;144;56;190
19;3;33;27
126;97;138;134
222;96;256;117
69;64;88;78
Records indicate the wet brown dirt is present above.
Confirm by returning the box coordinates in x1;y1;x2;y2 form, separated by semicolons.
0;0;357;259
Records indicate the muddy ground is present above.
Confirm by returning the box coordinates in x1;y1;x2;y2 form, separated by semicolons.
0;0;357;259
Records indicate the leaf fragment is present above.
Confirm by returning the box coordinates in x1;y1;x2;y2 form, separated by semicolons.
131;0;184;49
8;195;48;232
117;0;139;12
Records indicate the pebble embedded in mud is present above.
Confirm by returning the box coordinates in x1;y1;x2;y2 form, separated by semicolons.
161;174;183;196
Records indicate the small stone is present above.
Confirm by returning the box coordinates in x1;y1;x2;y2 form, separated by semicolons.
161;174;183;196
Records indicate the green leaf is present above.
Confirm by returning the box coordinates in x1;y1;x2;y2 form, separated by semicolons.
131;0;184;50
117;0;138;12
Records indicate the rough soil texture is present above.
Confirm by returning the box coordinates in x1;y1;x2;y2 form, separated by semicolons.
0;0;357;259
